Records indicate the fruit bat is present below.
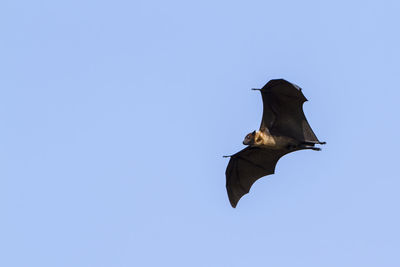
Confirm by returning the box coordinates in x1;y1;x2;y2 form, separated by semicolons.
224;79;325;208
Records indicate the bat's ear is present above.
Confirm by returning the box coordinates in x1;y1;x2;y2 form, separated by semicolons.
252;130;256;135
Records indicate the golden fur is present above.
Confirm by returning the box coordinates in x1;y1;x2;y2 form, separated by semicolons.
250;131;294;149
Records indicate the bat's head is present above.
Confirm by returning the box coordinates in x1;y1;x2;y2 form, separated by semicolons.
243;131;256;145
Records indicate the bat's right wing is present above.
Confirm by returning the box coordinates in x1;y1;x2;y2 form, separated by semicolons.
225;146;295;208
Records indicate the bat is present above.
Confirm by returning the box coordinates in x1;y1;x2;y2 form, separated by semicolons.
224;79;325;208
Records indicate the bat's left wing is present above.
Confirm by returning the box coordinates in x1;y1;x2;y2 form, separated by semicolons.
259;79;322;144
225;146;296;208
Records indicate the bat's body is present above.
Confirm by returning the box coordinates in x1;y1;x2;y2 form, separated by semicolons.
225;79;325;208
244;130;295;149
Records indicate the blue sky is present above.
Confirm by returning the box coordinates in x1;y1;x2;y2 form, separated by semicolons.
1;0;400;266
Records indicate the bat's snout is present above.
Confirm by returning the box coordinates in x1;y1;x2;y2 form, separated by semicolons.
243;139;252;146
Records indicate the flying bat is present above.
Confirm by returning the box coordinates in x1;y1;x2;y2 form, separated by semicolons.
225;79;325;208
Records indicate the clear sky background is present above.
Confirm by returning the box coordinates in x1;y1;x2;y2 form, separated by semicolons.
1;0;400;266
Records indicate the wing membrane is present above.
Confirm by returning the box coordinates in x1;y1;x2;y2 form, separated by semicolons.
225;146;295;208
259;79;320;143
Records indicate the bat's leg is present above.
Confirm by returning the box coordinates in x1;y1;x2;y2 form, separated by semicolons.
286;144;297;150
298;144;321;151
303;141;326;145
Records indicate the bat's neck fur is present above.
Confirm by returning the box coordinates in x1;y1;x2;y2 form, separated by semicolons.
253;130;294;149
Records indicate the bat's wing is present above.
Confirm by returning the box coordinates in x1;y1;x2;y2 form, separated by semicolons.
259;79;321;143
225;146;296;208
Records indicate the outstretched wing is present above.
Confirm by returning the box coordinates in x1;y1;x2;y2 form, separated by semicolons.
225;146;296;208
259;79;321;143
